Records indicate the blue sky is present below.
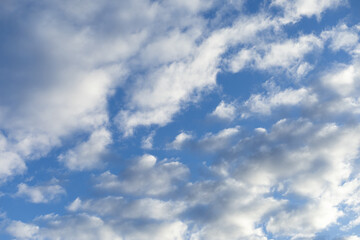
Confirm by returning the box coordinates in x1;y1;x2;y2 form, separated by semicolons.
1;0;360;239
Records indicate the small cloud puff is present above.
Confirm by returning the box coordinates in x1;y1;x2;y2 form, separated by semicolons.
166;132;194;150
210;100;237;121
6;221;39;239
15;181;66;204
58;128;112;171
94;154;189;196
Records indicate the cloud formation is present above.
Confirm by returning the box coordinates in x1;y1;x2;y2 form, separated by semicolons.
2;0;360;240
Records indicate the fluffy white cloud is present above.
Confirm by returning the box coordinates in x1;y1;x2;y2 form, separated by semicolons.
16;182;66;203
58;128;112;171
321;63;360;96
0;0;215;179
322;24;360;52
229;34;323;76
6;221;39;240
342;236;360;240
115;12;279;135
166;132;194;150
2;1;359;240
272;0;344;23
197;126;241;153
36;214;122;240
243;83;315;116
0;133;26;182
210;101;237;121
94;154;189;196
267;199;343;238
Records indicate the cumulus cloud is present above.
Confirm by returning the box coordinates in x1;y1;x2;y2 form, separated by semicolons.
35;214;122;240
322;24;360;53
321;63;360;96
15;182;66;203
272;0;344;23
0;134;26;182
115;12;281;135
166;132;194;150
94;154;189;196
197;126;241;153
229;34;323;77
210;101;237;121
58;128;112;171
242;81;316;117
2;1;360;240
6;221;39;240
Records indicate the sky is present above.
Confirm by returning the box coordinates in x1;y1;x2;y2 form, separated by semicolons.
1;0;360;239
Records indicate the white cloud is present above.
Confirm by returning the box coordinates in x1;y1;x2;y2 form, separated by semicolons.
0;0;213;179
115;12;278;136
183;178;285;240
16;182;66;203
166;132;194;150
229;34;323;77
2;1;359;240
141;131;155;150
58;128;112;171
259;34;322;70
197;126;241;152
342;236;360;240
0;133;26;181
210;101;237;121
322;24;360;52
6;221;39;240
67;196;185;221
267;199;343;238
94;154;189;196
0;151;26;183
272;0;344;23
321;63;360;96
36;214;122;240
243;84;315;116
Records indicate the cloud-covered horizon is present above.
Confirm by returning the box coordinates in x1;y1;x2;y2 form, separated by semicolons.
1;0;360;239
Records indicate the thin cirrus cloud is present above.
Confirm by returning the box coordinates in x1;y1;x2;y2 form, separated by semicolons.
1;0;360;240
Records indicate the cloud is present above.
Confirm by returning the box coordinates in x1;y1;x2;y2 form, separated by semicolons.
58;128;112;171
228;34;323;77
181;178;285;239
94;154;189;196
197;126;241;153
272;0;344;23
141;131;155;150
2;1;360;240
321;63;360;96
15;182;66;204
67;196;185;221
207;119;360;238
35;214;122;240
322;24;360;53
166;132;194;150
266;199;343;238
242;81;316;116
342;236;360;240
210;101;237;121
6;221;39;240
115;12;279;136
